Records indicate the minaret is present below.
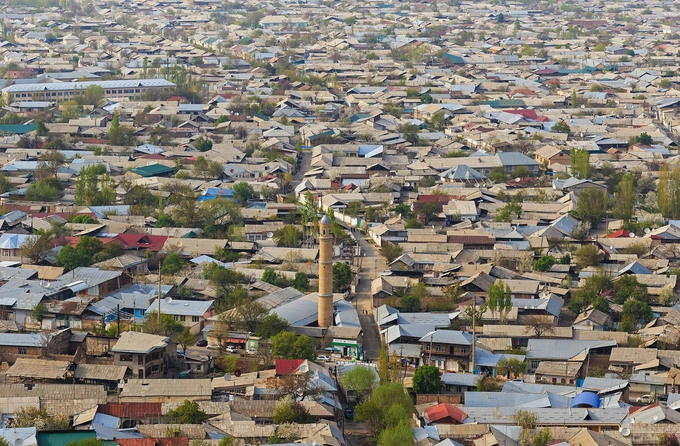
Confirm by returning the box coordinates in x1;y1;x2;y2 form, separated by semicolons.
318;215;333;328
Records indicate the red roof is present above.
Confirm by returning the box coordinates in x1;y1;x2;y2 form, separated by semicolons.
424;403;468;424
108;233;168;252
275;359;304;375
503;109;539;120
606;229;631;239
417;195;451;203
98;402;163;418
117;439;189;446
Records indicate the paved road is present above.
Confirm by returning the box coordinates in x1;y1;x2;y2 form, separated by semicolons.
292;148;312;186
352;235;387;362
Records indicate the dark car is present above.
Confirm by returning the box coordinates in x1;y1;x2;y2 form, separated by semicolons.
196;339;208;347
344;407;354;419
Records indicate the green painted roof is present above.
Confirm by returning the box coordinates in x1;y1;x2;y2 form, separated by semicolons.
130;163;175;177
37;431;97;446
0;124;37;134
483;99;526;108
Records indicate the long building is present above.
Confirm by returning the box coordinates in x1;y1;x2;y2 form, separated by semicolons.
1;78;176;102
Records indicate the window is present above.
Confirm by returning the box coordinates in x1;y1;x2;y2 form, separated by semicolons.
552;378;556;383
192;316;200;322
119;354;132;362
180;315;186;322
425;344;430;351
435;345;441;352
18;348;26;355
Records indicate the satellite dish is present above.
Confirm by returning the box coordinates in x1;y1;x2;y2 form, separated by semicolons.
234;369;242;377
474;182;480;187
515;177;521;182
267;232;274;238
629;233;636;238
644;228;651;234
165;297;173;304
620;427;630;437
224;373;231;381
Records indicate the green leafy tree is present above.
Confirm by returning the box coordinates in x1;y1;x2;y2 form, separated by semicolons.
355;383;413;439
619;298;653;332
271;331;315;360
487;280;512;323
56;236;103;271
231;182;254;204
32;302;49;323
340;365;379;402
139;312;184;337
108;110;122;145
195;136;213;152
613;173;636;221
254;313;289;338
496;358;526;379
292;272;309;292
75;164;115;206
273;225;302;247
657;164;680;219
166;400;209;424
570;149;591;179
161;253;184;275
632;132;654;145
20;235;52;264
25;177;63;201
381;241;403;263
35;119;48;136
552;120;571;134
412;365;442;394
176;326;195;354
573;188;607;225
400;295;421;312
378;343;390;384
574;244;603;269
378;420;413;446
332;262;353;293
9;407;69;430
533;256;556;272
273;394;313;424
66;439;105;446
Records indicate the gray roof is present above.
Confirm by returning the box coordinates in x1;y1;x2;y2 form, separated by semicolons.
0;332;46;347
464;392;551;408
111;331;168;354
441;372;479;387
382;323;436;344
2;78;175;93
58;267;122;288
147;298;213;317
461;407;628;426
418;330;472;346
526;339;616;360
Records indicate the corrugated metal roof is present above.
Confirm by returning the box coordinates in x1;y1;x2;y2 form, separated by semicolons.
2;79;175;93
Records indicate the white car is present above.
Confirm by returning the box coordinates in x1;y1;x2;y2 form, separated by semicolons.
245;349;257;355
225;346;238;354
206;344;221;350
317;355;331;362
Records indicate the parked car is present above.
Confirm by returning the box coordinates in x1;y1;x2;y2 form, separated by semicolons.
207;344;221;350
225;345;238;353
317;355;331;362
344;407;354;419
636;394;653;404
196;340;208;347
245;349;257;355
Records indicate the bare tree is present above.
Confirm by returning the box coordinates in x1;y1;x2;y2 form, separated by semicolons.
523;315;555;338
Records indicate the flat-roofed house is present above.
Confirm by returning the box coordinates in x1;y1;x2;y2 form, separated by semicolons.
112;331;172;379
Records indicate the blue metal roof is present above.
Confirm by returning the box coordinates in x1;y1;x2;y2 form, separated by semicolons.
572;391;601;408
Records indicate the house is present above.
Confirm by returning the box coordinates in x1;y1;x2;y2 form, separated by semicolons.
419;330;473;372
0;329;72;365
112;331;173;379
573;308;612;331
535;145;570;168
118;378;212;403
146;299;214;331
423;403;469;425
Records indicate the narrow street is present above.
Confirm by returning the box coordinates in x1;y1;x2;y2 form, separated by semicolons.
352;235;387;362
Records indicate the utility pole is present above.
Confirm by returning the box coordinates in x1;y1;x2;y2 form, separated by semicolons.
158;267;162;327
471;297;476;374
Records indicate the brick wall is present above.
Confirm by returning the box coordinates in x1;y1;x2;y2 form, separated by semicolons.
415;394;462;405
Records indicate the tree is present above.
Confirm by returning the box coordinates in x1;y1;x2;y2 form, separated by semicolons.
412;365;442;394
271;331;315;360
20;235;52;264
378;420;413;446
177;326;195;354
108;110;122;145
574;244;603;269
488;280;512;323
166;400;209;424
573;188;607;226
75;164;115;206
161;253;184;275
569;149;591;179
232;182;254;204
402;123;421;145
35;119;49;136
25;177;63;201
292;272;309;292
524;315;555;338
140;312;184;338
551;120;571;134
632;132;654;145
32;302;49;323
513;409;538;446
657;164;680;219
195;136;213;152
613;173;636;221
273;394;313;424
613;274;649;305
55;236;103;271
273;225;302;247
355;383;413;441
381;241;403;263
340;366;379;402
254;313;289;338
378;343;390;384
79;85;105;106
9;406;69;430
619;298;653;332
66;440;105;446
660;433;680;446
533;255;556;272
332;262;353;293
400;295;421;312
496;358;526;379
394;204;412;218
